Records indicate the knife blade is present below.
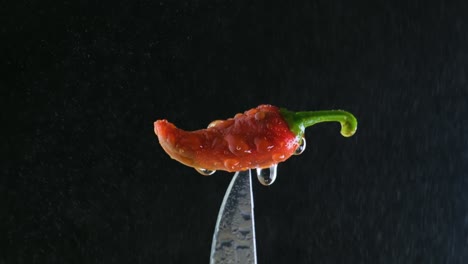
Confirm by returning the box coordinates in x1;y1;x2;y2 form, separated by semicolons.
210;170;257;264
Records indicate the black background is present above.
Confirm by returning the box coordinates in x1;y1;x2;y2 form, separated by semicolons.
3;1;468;263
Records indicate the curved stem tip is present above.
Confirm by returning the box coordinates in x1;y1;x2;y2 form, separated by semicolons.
280;108;358;138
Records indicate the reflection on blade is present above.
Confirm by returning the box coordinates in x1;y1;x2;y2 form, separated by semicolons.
210;170;257;264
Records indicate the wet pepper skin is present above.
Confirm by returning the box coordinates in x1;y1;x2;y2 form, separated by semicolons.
154;105;299;172
154;104;358;173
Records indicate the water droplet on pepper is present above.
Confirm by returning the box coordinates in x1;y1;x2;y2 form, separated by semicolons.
294;137;306;155
254;137;274;153
196;168;216;176
207;120;222;128
254;111;265;120
272;153;285;162
224;159;240;170
256;164;278;186
225;135;251;155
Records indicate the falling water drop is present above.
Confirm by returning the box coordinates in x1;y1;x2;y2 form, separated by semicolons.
256;164;278;186
294;137;306;155
196;168;216;176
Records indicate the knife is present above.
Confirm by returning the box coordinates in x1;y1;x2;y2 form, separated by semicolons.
210;170;257;264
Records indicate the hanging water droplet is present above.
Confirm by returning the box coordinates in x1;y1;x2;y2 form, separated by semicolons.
294;137;306;155
256;164;278;186
196;168;216;175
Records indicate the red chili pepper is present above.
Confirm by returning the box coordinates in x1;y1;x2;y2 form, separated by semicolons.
154;104;357;174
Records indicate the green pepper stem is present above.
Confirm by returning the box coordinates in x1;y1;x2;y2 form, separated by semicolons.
280;108;358;138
